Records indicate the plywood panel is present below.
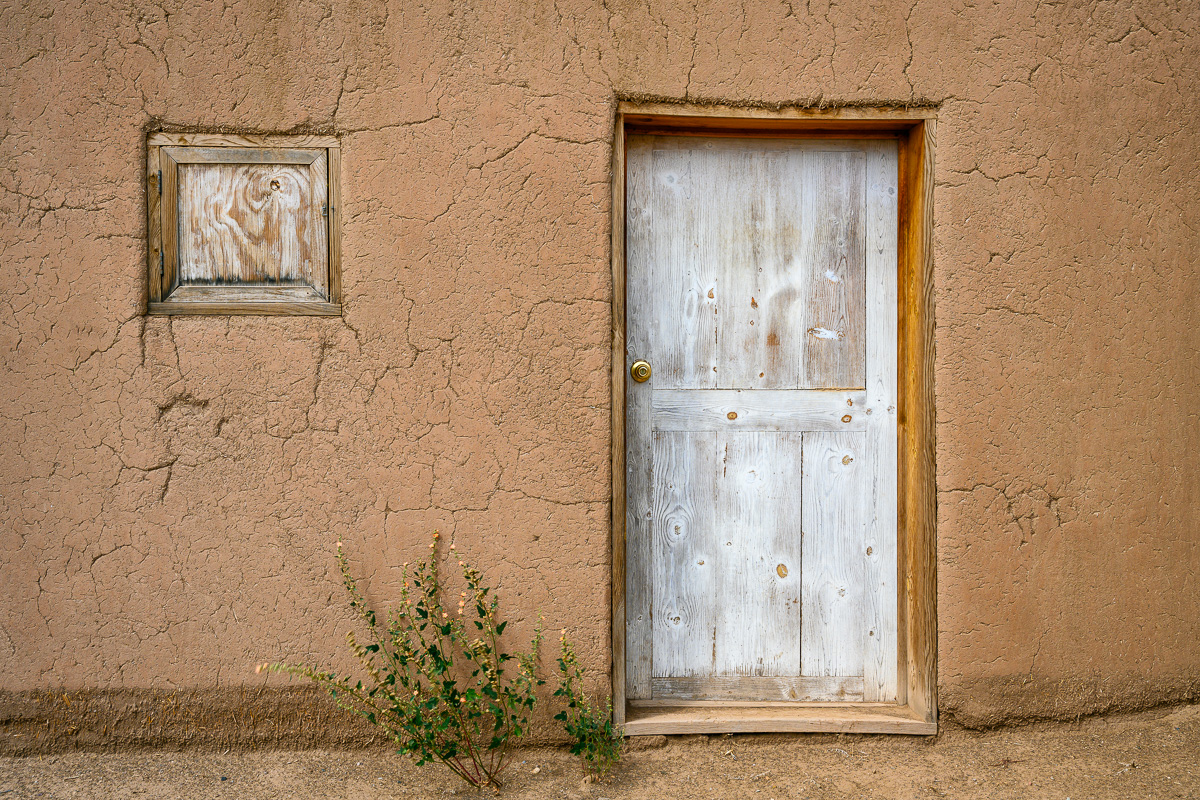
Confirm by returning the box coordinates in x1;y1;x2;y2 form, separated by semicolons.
176;153;329;291
802;431;867;677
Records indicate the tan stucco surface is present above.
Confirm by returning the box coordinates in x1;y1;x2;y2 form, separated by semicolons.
2;0;1197;748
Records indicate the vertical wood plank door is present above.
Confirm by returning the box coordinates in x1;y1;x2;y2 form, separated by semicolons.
625;135;899;705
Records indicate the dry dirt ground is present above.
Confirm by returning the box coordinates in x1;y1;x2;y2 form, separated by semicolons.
2;704;1198;800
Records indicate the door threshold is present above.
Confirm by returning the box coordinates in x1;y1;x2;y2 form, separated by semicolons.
623;702;936;735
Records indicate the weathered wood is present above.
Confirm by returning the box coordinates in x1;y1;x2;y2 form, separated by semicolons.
146;146;163;303
326;145;343;305
163;285;329;303
627;133;897;703
628;136;867;391
147;134;342;316
623;134;656;698
711;432;804;677
616;110;931;731
149;132;340;148
900;120;938;724
650;431;719;678
647;431;807;684
651;675;863;702
801;431;867;677
176;154;329;289
630;138;718;389
163;146;319;165
653;389;865;432
863;140;900;701
717;146;767;387
611;117;628;724
147;300;342;316
623;703;937;735
802;151;865;388
620;102;937;139
160;151;180;297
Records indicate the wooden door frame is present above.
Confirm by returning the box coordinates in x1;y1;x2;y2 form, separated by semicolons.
610;102;937;735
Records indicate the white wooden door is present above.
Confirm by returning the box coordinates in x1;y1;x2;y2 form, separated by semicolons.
625;135;899;703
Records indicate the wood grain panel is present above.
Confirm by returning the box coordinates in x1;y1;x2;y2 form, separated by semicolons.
162;285;329;303
716;145;770;387
651;675;862;702
147;300;341;316
801;431;867;677
652;389;864;432
176;155;328;290
636;139;719;389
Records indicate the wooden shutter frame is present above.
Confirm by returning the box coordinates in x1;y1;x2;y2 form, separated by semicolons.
610;103;938;735
145;133;342;316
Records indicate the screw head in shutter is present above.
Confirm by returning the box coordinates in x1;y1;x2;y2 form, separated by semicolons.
630;360;652;383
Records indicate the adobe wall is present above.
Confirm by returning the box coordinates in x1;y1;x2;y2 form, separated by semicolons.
2;0;1197;750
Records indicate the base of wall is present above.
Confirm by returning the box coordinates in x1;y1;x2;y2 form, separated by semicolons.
940;673;1200;729
0;687;383;756
6;678;1197;754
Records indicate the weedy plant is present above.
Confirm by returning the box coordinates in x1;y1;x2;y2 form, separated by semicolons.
553;632;624;780
259;533;541;792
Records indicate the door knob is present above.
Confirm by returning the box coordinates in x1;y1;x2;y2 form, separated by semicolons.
630;360;652;383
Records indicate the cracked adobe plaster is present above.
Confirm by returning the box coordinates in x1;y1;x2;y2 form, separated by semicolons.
1;0;1198;749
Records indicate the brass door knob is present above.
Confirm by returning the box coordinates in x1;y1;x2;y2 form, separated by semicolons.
630;360;652;383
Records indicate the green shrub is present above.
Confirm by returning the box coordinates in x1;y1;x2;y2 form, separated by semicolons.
259;533;541;791
553;632;624;779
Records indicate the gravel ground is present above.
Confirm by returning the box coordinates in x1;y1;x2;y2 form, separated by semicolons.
2;704;1197;799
